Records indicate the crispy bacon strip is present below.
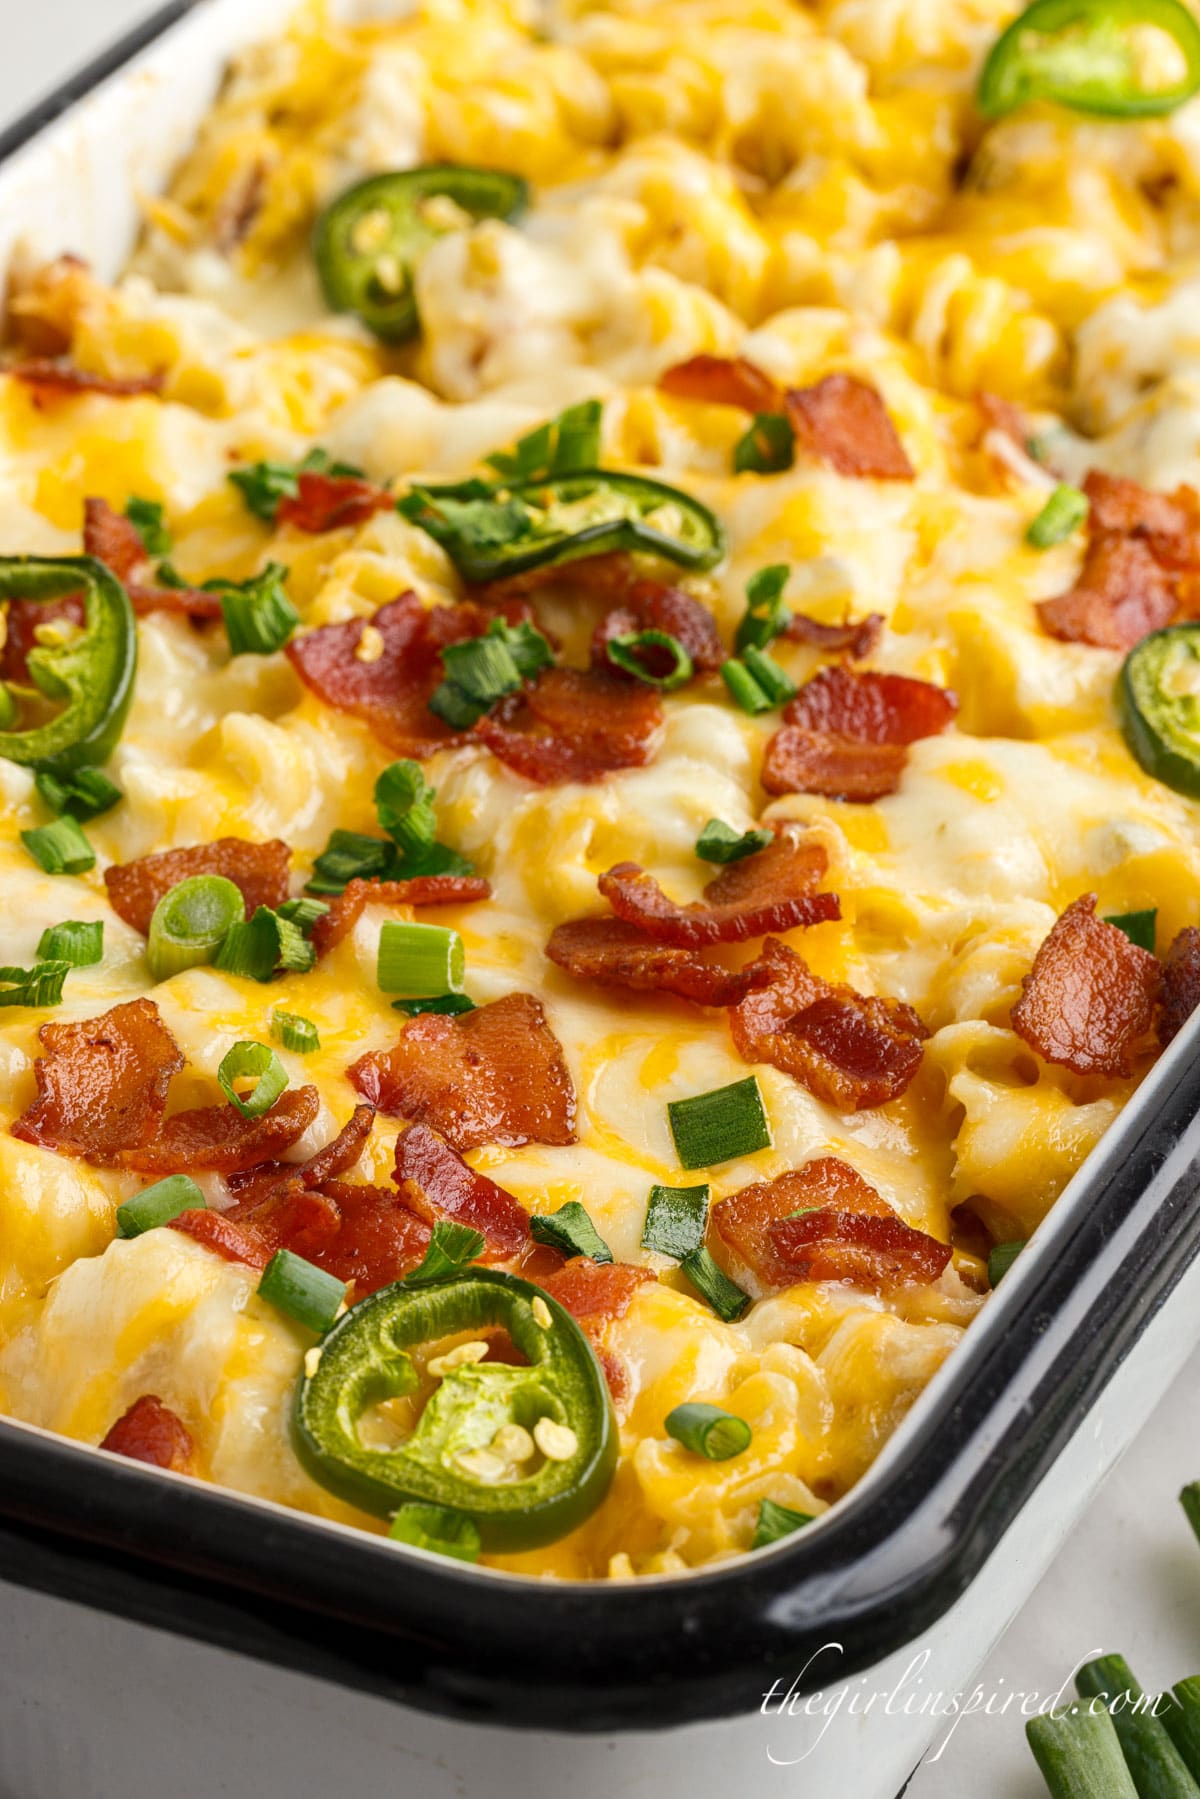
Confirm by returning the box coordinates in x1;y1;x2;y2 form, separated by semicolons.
99;1396;194;1472
0;593;87;684
120;1086;320;1175
12;998;184;1164
1160;927;1200;1048
783;610;883;659
311;1182;434;1293
310;874;491;958
729;936;928;1110
176;1183;434;1296
171;1208;273;1270
762;666;957;802
104;837;291;937
287;592;503;759
475;666;663;786
349;991;577;1152
658;354;782;414
592;579;725;678
83;498;223;622
8;359;164;403
276;471;394;534
538;1257;655;1324
1011;894;1161;1077
1037;470;1200;650
225;1103;375;1208
393;1122;530;1259
597;828;838;947
785;375;915;481
546;917;777;1006
712;1157;950;1292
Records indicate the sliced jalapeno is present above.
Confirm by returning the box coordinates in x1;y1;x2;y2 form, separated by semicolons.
978;0;1200;120
0;556;136;769
314;165;530;343
294;1267;616;1550
1119;623;1200;797
399;469;725;584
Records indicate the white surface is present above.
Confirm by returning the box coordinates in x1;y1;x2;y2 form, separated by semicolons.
5;7;1200;1797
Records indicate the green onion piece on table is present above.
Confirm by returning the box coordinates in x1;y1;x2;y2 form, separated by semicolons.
1163;1679;1200;1785
1075;1653;1200;1797
1026;1704;1139;1799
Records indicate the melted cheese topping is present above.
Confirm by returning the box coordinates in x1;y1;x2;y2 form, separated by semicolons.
2;0;1200;1580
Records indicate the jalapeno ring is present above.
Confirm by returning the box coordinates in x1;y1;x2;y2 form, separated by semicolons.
0;555;137;770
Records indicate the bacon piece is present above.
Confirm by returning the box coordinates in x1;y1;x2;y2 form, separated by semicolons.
99;1396;194;1473
1082;469;1200;567
83;498;223;622
119;1086;320;1175
12;998;184;1164
7;255;92;359
349;991;576;1151
225;1103;375;1208
546;917;777;1006
762;666;957;802
762;729;908;802
475;666;662;785
469;551;640;611
0;593;87;685
103;837;291;937
1036;535;1177;651
171;1208;272;1269
976;391;1032;450
393;1122;530;1259
729;936;928;1110
287;592;501;759
597;827;838;947
658;354;782;414
175;1185;433;1295
227;1186;342;1262
712;1157;950;1292
592;579;725;678
276;471;394;534
1160;927;1200;1048
310;874;491;958
538;1257;655;1325
783;611;883;659
8;359;164;404
784;375;914;481
1011;894;1161;1077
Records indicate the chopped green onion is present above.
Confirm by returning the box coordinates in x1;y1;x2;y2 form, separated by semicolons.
1075;1654;1198;1797
1105;908;1157;952
605;630;694;690
210;562;299;656
668;1076;771;1169
733;412;794;476
258;1248;347;1333
116;1173;205;1239
228;447;364;523
1181;1481;1200;1549
695;819;773;864
306;830;396;896
642;1183;709;1260
740;644;796;706
405;1218;486;1285
735;564;791;653
720;658;774;715
0;962;71;1008
1027;484;1089;549
665;1402;751;1461
1027;1705;1139;1799
377;920;464;995
21;815;95;875
681;1247;751;1322
752;1498;815;1549
217;1040;289;1118
36;920;102;967
123;496;172;558
272;1010;321;1054
988;1240;1025;1287
214;906;314;981
1163;1679;1200;1785
530;1201;613;1263
34;764;122;820
148;875;245;982
392;993;477;1017
429;618;553;727
486;399;603;482
389;1500;482;1563
277;896;331;935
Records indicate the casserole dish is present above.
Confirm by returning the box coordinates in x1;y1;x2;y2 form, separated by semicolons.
5;4;1200;1795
